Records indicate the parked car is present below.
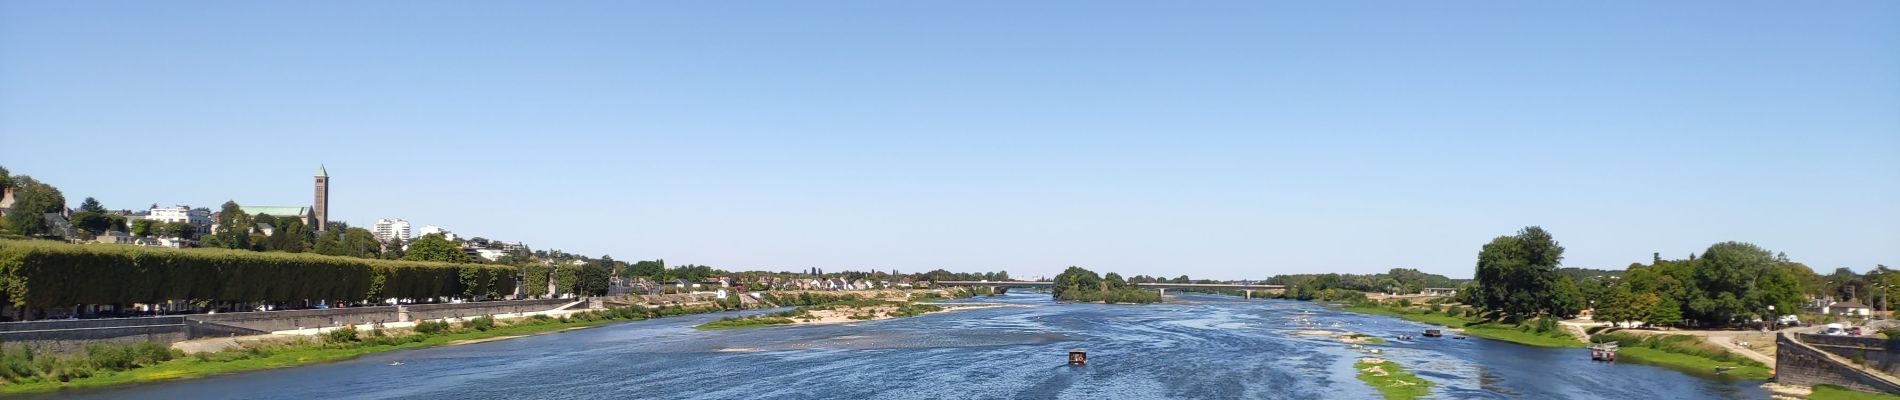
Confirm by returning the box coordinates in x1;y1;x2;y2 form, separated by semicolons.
1849;326;1864;335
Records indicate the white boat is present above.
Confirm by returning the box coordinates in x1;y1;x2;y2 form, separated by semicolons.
387;361;405;366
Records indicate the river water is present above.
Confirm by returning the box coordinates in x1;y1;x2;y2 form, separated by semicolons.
41;293;1767;399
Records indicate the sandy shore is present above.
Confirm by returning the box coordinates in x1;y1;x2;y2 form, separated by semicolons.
780;303;1022;327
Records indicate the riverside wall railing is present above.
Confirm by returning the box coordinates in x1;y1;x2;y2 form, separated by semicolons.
0;298;577;354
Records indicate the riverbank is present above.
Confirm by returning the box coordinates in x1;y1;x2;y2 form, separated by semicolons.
1590;331;1772;381
1355;357;1431;400
0;305;721;395
1340;304;1582;348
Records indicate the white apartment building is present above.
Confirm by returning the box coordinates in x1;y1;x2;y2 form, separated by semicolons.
373;218;412;242
144;206;213;233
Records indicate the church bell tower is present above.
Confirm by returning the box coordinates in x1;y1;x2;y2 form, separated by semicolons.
314;165;329;232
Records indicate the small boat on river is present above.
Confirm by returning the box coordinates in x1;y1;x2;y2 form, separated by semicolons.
1423;329;1443;337
1589;342;1619;361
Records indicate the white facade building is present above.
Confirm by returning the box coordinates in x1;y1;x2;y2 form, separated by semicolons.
145;206;211;226
373;218;412;242
418;225;459;241
143;206;212;234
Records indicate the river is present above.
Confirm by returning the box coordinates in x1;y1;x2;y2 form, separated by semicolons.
39;293;1767;399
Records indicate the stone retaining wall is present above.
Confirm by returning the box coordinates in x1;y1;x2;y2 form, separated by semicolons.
183;298;573;332
1795;334;1900;376
1777;333;1900;394
0;317;190;354
0;299;577;353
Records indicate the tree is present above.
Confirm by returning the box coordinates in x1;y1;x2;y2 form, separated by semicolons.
1594;284;1635;326
1646;294;1683;327
1053;266;1103;300
78;197;105;213
578;259;612;296
1471;226;1566;317
340;228;381;258
1104;272;1128;290
1548;276;1585;318
401;233;465;263
628;259;665;278
213;201;250;250
1687;241;1787;326
160;221;196;239
4;176;66;237
130;219;158;237
71;211;109;235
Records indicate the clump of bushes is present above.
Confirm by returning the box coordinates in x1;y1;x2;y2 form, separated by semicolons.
464;316;496;332
414;320;451;335
0;342;181;385
326;327;359;344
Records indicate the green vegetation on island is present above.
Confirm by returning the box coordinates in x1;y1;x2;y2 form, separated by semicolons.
0;304;723;394
1052;267;1162;304
1355;358;1432;400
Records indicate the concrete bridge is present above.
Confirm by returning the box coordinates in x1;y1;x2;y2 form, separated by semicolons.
933;281;1285;299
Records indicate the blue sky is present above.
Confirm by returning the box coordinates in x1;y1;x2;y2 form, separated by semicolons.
2;2;1895;280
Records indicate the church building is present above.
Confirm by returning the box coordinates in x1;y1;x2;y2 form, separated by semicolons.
235;165;331;232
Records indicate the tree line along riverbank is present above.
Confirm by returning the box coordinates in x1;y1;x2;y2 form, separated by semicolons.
0;239;519;320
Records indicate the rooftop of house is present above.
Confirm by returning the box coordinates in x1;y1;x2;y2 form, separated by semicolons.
1832;299;1870;309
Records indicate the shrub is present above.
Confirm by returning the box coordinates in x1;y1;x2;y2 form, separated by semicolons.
1534;317;1559;334
464;316;497;332
414;320;451;335
326;327;359;344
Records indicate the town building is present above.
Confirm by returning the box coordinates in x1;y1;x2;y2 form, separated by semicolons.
312;165;329;232
418;225;460;241
373;218;412;242
227;166;332;231
142;205;213;234
1826;299;1872;317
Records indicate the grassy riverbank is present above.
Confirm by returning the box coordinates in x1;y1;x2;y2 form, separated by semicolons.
1355;358;1432;400
1342;304;1582;348
0;305;721;395
1811;385;1900;400
1589;331;1771;380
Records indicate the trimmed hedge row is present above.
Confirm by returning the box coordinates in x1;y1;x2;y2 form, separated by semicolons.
0;240;517;308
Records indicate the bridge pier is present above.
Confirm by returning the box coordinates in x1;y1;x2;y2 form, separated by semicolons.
1244;290;1252;300
1157;288;1166;298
